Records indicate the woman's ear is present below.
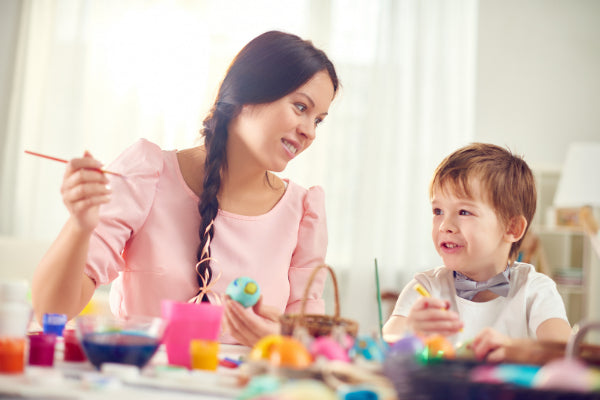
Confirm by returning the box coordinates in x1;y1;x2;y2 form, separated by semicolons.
504;215;528;243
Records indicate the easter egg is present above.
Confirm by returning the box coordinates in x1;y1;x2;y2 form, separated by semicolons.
249;334;284;361
389;335;424;357
226;277;260;307
310;336;351;362
533;358;592;392
423;334;455;359
454;339;476;359
268;337;313;369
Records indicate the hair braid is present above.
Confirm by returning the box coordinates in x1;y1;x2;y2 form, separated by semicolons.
194;104;232;301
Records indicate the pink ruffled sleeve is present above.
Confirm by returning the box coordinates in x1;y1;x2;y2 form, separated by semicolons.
84;139;163;286
285;185;328;315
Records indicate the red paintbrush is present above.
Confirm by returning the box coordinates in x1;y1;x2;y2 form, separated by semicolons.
24;150;126;178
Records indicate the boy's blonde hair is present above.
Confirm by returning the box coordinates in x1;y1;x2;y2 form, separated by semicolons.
429;143;536;260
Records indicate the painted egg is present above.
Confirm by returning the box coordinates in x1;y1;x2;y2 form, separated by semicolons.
268;337;313;369
454;339;476;359
310;336;351;362
226;277;260;307
423;334;455;359
388;334;425;357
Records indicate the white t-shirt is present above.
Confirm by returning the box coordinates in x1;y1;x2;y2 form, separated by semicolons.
391;263;569;343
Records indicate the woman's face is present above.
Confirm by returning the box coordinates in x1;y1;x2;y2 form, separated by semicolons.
227;70;335;173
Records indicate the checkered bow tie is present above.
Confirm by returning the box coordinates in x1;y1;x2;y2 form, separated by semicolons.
453;266;511;300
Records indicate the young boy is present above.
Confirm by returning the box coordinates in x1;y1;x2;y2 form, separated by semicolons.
382;143;571;362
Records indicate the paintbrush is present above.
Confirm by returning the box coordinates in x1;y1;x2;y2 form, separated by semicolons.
24;150;125;178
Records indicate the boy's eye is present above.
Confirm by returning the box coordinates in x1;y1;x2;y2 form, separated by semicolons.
459;209;471;216
295;103;307;112
433;208;443;215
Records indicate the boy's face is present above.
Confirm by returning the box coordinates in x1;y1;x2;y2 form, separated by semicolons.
431;178;513;281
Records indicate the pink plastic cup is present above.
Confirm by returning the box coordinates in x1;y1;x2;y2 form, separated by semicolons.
161;300;223;368
28;332;57;367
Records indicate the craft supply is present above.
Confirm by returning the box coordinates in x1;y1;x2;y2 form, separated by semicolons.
374;258;383;338
63;329;87;362
0;337;26;373
160;300;223;368
226;277;260;308
28;332;57;367
24;150;126;178
43;313;67;336
413;283;431;298
190;339;219;371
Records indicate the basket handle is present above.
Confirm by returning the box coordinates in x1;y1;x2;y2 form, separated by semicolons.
299;264;340;319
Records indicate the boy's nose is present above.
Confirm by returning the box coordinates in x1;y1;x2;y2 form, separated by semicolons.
439;217;456;233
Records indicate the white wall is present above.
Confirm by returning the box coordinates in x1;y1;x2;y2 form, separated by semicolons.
475;0;600;169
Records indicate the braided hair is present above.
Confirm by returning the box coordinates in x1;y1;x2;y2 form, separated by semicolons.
194;31;339;301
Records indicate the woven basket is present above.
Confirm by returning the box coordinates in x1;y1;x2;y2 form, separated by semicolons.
280;264;359;338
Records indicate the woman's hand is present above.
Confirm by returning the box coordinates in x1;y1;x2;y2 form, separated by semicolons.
61;151;112;232
406;297;463;336
223;296;281;347
471;327;510;362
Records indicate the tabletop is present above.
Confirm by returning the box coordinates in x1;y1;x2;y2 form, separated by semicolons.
0;343;250;400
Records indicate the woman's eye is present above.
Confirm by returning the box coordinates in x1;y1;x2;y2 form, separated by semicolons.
459;210;471;216
314;117;323;127
295;103;307;112
433;208;443;215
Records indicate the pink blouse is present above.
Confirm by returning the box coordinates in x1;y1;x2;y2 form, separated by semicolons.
84;139;328;323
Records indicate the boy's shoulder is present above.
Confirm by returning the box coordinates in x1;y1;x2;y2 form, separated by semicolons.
416;266;454;282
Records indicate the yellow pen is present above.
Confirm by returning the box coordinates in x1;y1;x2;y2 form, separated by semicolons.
413;283;431;298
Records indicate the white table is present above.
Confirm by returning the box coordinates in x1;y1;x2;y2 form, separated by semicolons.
0;344;249;399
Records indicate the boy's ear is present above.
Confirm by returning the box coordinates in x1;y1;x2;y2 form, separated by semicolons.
504;215;528;243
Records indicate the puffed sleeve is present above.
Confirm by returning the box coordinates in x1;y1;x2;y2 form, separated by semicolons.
285;185;328;314
84;139;163;286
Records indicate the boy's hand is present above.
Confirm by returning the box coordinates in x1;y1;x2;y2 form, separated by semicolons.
471;327;510;362
406;297;463;336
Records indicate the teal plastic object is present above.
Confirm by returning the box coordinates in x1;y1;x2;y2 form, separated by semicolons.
226;277;260;308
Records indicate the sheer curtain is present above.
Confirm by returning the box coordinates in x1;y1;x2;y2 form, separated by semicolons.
1;0;477;332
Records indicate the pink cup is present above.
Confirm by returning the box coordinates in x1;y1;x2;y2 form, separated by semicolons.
161;300;223;368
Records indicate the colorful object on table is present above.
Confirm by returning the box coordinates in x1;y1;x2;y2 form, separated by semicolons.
533;358;596;392
24;150;126;178
278;379;337;400
160;299;223;368
310;335;351;362
454;339;476;359
226;277;261;308
249;334;313;369
63;329;87;362
238;374;282;400
190;339;219;371
423;334;455;360
337;385;379;400
218;357;242;369
28;332;57;367
0;337;26;373
388;334;424;358
43;313;67;336
350;335;386;362
472;363;540;388
76;315;166;370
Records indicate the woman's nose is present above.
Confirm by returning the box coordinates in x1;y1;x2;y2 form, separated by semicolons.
298;119;316;141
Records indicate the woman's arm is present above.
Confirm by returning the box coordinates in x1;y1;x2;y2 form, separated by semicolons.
31;153;110;323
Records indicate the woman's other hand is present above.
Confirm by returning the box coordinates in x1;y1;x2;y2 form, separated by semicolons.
224;296;281;347
61;151;112;232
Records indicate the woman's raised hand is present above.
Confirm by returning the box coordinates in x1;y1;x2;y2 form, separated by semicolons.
61;151;112;232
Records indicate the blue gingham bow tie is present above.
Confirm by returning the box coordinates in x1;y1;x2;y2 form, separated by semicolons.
454;265;511;300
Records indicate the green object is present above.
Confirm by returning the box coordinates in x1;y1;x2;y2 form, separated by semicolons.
374;258;383;339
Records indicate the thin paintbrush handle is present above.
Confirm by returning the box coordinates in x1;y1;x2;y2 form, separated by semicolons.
24;150;125;178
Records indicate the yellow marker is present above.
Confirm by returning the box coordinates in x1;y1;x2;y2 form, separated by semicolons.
414;283;431;298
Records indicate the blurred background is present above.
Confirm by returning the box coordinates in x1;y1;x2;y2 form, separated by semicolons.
1;0;599;334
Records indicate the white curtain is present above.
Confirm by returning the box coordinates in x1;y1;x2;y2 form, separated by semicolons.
1;0;478;333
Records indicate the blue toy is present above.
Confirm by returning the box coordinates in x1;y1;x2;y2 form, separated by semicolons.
226;277;260;308
350;335;386;362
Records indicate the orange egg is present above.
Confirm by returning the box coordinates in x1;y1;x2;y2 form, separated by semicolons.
424;334;455;359
268;337;313;369
249;334;284;361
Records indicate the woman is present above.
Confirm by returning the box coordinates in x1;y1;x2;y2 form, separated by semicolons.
31;31;339;346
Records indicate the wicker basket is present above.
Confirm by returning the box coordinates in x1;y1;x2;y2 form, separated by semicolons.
280;264;359;338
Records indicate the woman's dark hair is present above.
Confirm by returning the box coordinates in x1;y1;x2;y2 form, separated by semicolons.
194;31;339;300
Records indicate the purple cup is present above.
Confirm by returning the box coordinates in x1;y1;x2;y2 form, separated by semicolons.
28;332;57;366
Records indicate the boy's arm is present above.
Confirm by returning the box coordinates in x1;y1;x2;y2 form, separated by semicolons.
382;315;408;342
536;318;572;342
